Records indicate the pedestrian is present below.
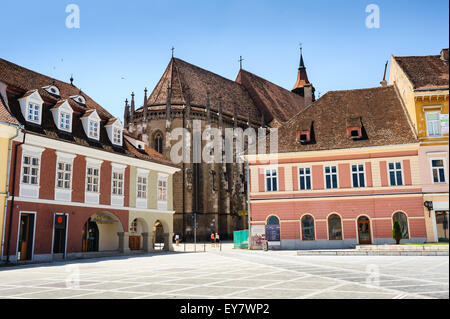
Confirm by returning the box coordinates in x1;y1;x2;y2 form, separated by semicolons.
210;233;215;247
215;233;220;246
175;234;180;246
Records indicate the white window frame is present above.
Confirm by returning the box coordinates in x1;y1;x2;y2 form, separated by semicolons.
351;163;366;188
111;163;126;206
430;158;447;184
54;151;76;202
19;145;44;198
264;167;278;192
425;110;442;137
18;90;44;125
388;161;403;186
136;168;149;208
59;111;71;131
27;103;41;124
88;120;99;139
298;167;312;190
85;158;103;204
324;165;339;189
157;173;168;211
113;126;122;145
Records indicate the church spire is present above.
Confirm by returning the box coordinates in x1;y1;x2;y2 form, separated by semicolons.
292;44;310;93
123;98;129;127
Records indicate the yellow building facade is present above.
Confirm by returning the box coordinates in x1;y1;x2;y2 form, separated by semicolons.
0;92;21;258
389;48;449;242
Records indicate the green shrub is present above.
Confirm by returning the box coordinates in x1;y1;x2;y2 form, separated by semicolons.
392;220;402;244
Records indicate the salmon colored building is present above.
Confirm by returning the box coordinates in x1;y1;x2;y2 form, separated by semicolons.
0;58;179;263
246;86;428;249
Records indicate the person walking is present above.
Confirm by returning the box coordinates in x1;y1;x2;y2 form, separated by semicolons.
210;233;215;248
175;234;180;246
215;233;220;247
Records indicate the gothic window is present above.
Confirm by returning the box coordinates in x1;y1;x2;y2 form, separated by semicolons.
154;132;163;154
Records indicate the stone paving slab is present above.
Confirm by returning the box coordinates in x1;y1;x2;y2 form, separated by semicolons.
0;250;448;299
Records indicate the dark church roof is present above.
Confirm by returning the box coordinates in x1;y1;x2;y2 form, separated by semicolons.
236;69;306;125
140;57;308;126
144;57;263;123
0;93;19;125
393;50;449;90
275;86;418;153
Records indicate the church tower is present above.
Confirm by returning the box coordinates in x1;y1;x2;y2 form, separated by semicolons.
292;47;315;106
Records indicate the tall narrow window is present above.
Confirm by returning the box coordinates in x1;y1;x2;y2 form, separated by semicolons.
56;162;72;189
22;156;39;185
27;103;40;123
388;162;403;186
88;120;99;139
425;111;441;137
393;212;409;239
86;167;99;192
137;176;147;199
265;168;278;192
113;126;122;145
302;215;315;240
155;133;163;154
299;167;312;190
112;171;124;195
352;164;365;187
324;166;338;189
431;159;446;183
59;112;71;130
158;178;167;202
328;214;342;240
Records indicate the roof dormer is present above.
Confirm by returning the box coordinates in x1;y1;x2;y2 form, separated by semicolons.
105;118;123;146
81;109;101;141
346;116;363;140
50;100;73;133
296;120;313;144
42;84;60;97
70;94;86;105
18;90;44;125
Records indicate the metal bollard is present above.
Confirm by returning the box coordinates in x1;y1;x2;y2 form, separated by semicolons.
204;244;206;252
220;243;222;251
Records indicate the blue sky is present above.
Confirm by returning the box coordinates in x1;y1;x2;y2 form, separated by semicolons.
0;0;448;119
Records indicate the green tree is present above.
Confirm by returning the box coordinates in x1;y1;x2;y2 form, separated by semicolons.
392;220;402;245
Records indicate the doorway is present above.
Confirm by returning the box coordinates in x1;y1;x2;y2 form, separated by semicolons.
18;213;35;261
435;211;449;242
82;218;99;252
53;214;67;257
357;216;372;244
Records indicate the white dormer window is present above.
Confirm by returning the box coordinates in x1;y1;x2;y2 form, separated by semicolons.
113;126;122;144
18;90;44;125
60;112;71;130
80;110;101;141
27;103;40;123
89;120;99;139
105;118;123;146
70;95;86;105
50;100;73;133
42;85;60;96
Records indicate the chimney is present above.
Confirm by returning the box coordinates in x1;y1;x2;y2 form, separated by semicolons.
441;48;449;61
304;84;313;107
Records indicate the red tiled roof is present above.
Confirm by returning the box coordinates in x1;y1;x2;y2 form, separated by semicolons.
0;93;19;125
275;86;418;153
394;53;449;90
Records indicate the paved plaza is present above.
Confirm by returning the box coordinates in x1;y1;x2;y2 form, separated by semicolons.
0;248;448;299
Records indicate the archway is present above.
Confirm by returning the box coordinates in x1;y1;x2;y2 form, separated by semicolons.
153;220;165;250
129;218;149;250
81;212;124;252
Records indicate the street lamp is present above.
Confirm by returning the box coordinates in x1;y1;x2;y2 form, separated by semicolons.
424;201;433;217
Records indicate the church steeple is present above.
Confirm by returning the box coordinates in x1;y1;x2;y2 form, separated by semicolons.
292;45;315;106
292;45;310;93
